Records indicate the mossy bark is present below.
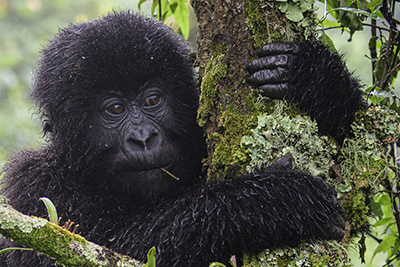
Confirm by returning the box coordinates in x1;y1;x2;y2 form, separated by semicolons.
190;0;315;179
190;1;400;265
189;0;354;265
0;204;143;267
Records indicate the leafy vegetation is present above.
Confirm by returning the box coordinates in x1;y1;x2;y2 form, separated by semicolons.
317;1;400;265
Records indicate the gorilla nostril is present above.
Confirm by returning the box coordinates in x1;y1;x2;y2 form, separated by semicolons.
127;137;147;150
126;129;160;151
146;132;160;150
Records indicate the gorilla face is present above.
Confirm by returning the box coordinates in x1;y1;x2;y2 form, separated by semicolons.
87;79;205;203
99;85;173;173
31;12;205;203
95;84;186;197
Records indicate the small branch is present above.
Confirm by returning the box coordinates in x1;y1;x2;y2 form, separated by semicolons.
370;18;377;84
362;23;391;33
0;204;143;267
366;232;382;243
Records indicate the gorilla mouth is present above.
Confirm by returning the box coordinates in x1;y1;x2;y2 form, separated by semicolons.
117;162;178;178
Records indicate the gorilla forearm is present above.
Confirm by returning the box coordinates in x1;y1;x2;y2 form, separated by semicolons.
289;42;366;141
140;168;344;266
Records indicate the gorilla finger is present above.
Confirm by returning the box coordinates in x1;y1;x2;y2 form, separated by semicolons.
257;42;295;57
327;224;345;241
246;68;289;86
259;83;289;99
269;153;293;169
246;54;290;73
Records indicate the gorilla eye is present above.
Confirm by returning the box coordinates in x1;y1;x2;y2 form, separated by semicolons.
144;95;161;107
106;104;125;114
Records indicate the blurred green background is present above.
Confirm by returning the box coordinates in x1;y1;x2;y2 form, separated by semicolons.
0;1;396;266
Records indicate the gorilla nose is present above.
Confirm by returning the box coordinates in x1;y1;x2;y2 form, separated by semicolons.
125;128;161;152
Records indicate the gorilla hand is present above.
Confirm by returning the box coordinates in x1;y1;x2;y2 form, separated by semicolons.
246;43;298;99
247;41;366;141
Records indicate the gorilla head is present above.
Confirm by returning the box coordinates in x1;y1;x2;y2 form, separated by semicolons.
32;12;205;203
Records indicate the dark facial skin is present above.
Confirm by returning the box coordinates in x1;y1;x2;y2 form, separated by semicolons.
92;83;200;204
99;86;172;173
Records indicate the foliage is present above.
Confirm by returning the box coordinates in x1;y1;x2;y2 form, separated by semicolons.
144;247;156;267
39;197;59;224
317;0;400;265
138;0;190;39
277;0;315;23
242;241;351;266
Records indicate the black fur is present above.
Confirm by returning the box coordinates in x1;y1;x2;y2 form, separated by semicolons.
246;42;367;142
0;11;360;266
289;42;366;141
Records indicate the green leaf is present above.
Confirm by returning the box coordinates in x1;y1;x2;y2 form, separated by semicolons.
319;32;337;53
170;0;190;39
0;247;33;255
370;198;383;219
331;7;384;21
285;1;304;22
389;239;400;258
373;217;394;227
367;0;383;13
39;197;58;224
209;263;227;267
321;19;342;28
160;0;171;21
151;0;159;19
138;0;148;11
144;246;156;267
371;233;398;261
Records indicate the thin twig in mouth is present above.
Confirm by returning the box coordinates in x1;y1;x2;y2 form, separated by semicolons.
161;168;181;180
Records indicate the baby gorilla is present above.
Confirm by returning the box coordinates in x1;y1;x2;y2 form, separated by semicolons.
0;11;364;266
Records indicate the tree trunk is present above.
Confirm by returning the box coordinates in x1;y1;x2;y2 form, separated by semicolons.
190;0;314;179
189;1;351;265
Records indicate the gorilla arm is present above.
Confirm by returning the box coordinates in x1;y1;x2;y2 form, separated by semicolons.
127;166;344;266
247;42;367;141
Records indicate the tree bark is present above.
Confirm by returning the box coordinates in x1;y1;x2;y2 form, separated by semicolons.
189;1;352;265
191;0;314;179
0;204;143;267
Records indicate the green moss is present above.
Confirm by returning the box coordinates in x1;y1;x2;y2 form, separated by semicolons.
338;106;400;233
0;204;142;266
197;53;227;128
342;190;369;230
241;100;337;178
207;110;257;178
243;241;351;266
245;0;276;47
245;0;316;46
0;204;47;233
